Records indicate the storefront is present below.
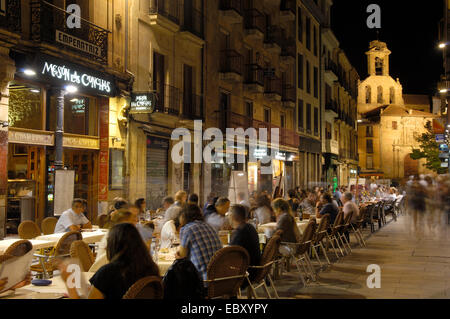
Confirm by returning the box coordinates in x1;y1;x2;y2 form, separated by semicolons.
5;52;117;232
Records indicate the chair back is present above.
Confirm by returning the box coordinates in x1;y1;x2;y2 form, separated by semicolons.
340;211;353;233
123;276;163;299
314;214;330;243
295;220;316;255
41;217;58;235
18;220;41;239
206;246;250;299
330;211;344;235
54;231;83;257
4;240;33;257
252;234;281;284
97;214;109;228
70;240;95;272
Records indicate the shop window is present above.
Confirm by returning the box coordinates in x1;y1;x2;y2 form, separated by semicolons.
8;82;43;130
48;93;98;136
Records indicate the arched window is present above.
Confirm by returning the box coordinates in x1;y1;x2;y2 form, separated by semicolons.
390;87;395;104
375;57;383;75
377;86;383;104
365;86;371;104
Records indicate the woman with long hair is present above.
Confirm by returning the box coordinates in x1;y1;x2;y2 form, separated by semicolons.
60;223;160;299
272;198;301;244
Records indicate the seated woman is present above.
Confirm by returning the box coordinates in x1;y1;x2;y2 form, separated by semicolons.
272;198;301;244
60;223;160;299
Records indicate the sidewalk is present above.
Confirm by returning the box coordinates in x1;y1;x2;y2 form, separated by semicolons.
274;210;450;299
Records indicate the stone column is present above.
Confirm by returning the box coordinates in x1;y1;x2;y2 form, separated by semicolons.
0;47;16;239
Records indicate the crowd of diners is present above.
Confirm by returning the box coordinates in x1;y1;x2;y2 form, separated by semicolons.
0;180;414;299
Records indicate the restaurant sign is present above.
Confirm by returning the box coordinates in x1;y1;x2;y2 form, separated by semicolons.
130;92;156;114
33;54;116;97
55;30;102;58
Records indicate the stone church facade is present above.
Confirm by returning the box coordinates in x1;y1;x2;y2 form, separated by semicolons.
357;41;437;182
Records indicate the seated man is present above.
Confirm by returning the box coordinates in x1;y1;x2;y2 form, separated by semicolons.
205;197;232;232
54;198;92;233
160;216;180;249
187;193;199;206
315;193;339;225
156;196;175;217
229;205;261;283
176;204;222;281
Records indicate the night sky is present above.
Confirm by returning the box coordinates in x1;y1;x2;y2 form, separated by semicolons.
331;1;443;95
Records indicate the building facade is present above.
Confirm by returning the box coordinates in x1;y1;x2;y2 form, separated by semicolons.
357;40;436;182
0;0;132;238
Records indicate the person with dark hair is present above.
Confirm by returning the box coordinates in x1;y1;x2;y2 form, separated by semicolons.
205;197;232;232
60;223;159;299
287;189;300;213
176;204;222;281
316;193;339;224
272;198;300;244
156;196;175;216
54;198;92;233
188;193;199;205
229;205;261;282
135;198;146;220
203;192;217;213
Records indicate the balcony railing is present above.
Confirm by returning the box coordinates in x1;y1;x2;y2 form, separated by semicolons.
149;0;180;25
30;0;109;64
325;100;338;113
183;92;203;120
153;82;182;116
264;26;283;47
280;0;296;14
281;37;296;58
245;64;264;86
244;9;265;34
220;50;243;75
264;76;282;96
219;0;242;16
0;0;21;33
182;7;204;39
325;60;338;74
282;85;296;102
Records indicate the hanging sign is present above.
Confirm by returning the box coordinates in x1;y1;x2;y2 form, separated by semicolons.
130;92;156;114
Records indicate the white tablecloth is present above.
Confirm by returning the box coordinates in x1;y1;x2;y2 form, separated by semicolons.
35;229;107;245
258;218;321;236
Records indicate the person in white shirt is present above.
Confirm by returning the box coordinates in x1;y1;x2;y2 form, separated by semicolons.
253;195;273;225
205;197;232;232
54;199;92;233
163;191;187;225
160;217;180;249
342;192;359;224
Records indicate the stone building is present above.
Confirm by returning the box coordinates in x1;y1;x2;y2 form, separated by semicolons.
357;40;437;182
0;0;132;238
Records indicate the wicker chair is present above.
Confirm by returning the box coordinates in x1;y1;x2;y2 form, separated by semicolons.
4;240;33;257
281;220;317;285
350;207;367;248
311;214;331;267
41;217;58;235
246;234;281;299
205;246;250;299
325;211;345;258
123;276;164;299
18;221;41;239
31;231;82;279
96;215;109;229
70;240;95;272
337;211;353;254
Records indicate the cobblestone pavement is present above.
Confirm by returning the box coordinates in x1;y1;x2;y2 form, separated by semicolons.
269;210;450;299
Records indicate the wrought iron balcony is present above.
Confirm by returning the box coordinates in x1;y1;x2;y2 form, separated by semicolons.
220;49;243;77
0;0;21;33
280;0;296;21
219;0;243;17
264;76;282;99
325;100;338;113
244;9;265;35
30;0;109;64
245;64;264;85
181;7;204;39
264;26;283;49
153;82;181;116
182;92;204;120
149;0;181;25
282;85;296;103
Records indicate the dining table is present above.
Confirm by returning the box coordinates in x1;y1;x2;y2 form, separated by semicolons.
0;239;56;254
35;229;107;245
258;218;322;237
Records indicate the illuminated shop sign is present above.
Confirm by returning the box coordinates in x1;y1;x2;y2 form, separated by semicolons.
31;54;116;96
130;92;156;114
42;62;111;93
254;149;268;159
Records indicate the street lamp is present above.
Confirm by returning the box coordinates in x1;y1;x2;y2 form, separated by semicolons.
23;69;36;76
439;42;447;49
440;88;448;94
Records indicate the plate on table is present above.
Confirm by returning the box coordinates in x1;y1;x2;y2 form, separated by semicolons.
31;279;52;286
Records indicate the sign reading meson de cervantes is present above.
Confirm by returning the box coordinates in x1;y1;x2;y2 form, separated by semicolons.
32;54;116;97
